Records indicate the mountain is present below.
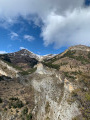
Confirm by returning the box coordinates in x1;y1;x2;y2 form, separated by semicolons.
43;45;90;74
0;49;39;71
0;45;90;120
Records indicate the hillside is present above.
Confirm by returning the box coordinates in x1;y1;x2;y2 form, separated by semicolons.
0;45;90;120
0;49;38;71
43;45;90;120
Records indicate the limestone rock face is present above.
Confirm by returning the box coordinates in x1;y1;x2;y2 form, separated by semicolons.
31;65;81;120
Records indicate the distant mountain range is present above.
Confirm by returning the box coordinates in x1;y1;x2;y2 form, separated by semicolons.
0;49;55;70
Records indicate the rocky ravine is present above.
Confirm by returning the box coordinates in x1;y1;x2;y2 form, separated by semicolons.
19;63;81;120
0;63;81;120
31;63;81;120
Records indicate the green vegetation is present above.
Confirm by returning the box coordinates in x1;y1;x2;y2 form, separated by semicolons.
4;108;7;111
22;107;28;115
0;54;11;63
78;74;90;87
70;71;82;75
60;62;68;66
43;50;90;71
9;97;19;101
69;73;90;120
20;67;37;75
26;113;33;120
2;59;23;71
74;56;90;64
0;98;2;103
62;50;76;58
71;90;90;119
60;50;90;64
0;97;33;120
85;93;90;101
64;72;76;79
88;52;90;59
42;57;68;70
66;71;90;120
0;75;11;81
0;76;4;81
21;108;33;120
71;90;78;97
9;97;24;108
72;116;81;120
42;62;60;70
46;117;50;120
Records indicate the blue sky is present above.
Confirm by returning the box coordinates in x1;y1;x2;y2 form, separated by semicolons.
0;0;90;55
0;17;66;55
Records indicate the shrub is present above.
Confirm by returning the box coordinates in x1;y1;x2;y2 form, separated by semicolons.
64;72;76;79
20;71;29;75
0;76;4;81
9;97;24;109
88;52;90;59
16;100;24;108
4;108;7;111
85;93;90;101
26;113;33;120
61;50;76;58
61;50;90;64
22;107;28;115
71;71;82;75
0;98;2;103
42;62;60;70
9;97;19;101
71;91;78;97
20;68;37;75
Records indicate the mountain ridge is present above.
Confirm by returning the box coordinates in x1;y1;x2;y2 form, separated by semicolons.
0;45;90;120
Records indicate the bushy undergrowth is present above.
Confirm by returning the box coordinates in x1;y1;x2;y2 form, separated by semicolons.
26;113;33;120
2;60;23;71
88;52;90;59
61;50;90;64
64;72;76;80
70;74;90;120
20;67;37;75
22;107;28;115
9;97;24;108
21;107;33;120
42;62;60;70
0;98;2;103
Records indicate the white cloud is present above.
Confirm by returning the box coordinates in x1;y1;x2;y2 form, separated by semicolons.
20;47;26;50
0;0;90;48
10;32;18;40
41;8;90;48
24;35;35;41
0;51;7;54
0;0;84;20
